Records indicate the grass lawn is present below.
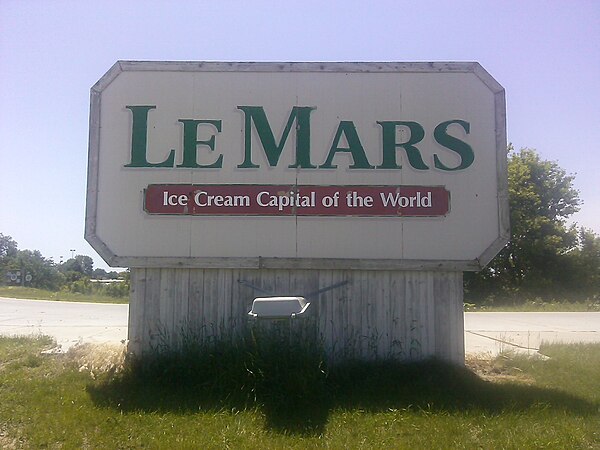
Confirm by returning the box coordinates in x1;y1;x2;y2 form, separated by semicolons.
0;336;598;449
0;286;128;304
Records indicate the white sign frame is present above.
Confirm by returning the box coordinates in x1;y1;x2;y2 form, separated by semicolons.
86;61;508;270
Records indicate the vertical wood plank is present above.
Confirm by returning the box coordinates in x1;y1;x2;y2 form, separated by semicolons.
219;268;233;336
375;271;390;358
159;268;175;347
332;269;352;359
188;269;205;338
229;268;245;337
317;269;333;357
128;268;145;356
405;271;421;360
202;269;219;337
143;268;162;353
329;270;346;358
362;270;373;359
172;268;190;347
389;271;406;359
126;267;466;365
238;269;262;334
274;269;290;297
452;271;465;362
425;271;436;357
431;271;465;363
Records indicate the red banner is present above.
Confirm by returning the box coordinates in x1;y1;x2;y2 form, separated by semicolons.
144;184;450;217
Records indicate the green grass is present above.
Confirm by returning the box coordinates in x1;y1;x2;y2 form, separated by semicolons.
0;286;128;304
464;298;600;312
0;335;599;449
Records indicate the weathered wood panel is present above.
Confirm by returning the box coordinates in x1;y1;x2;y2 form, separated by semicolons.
128;268;465;364
127;268;145;355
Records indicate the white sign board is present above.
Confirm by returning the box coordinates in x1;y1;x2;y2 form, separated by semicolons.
86;61;508;270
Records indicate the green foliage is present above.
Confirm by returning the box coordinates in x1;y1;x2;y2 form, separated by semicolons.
62;278;129;298
59;255;94;277
2;249;64;290
0;233;18;258
466;147;599;304
565;227;600;297
1;234;64;290
464;298;600;312
501;148;580;283
64;277;93;294
0;286;129;304
102;280;129;297
0;233;128;298
91;267;120;279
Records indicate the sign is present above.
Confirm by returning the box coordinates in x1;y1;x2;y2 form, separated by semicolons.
7;271;20;284
86;61;508;270
5;271;32;285
144;185;450;217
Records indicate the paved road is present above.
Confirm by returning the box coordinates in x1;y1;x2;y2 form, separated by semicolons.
1;297;599;356
465;311;600;357
0;297;128;350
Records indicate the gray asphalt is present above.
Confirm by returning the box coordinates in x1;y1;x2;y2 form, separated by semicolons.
465;311;600;357
1;297;599;356
0;297;128;350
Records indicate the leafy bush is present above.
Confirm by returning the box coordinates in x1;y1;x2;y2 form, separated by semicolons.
103;281;129;298
60;278;129;298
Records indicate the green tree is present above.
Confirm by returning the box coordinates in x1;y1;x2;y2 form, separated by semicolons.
466;147;582;301
0;233;18;285
565;227;600;298
92;268;109;279
0;233;18;259
59;258;84;281
75;255;94;276
6;249;64;290
91;268;121;280
60;255;94;278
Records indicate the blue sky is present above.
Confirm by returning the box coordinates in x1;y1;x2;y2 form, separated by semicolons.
1;0;599;270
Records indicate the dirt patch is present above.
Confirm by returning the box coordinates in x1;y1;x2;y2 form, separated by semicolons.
466;354;535;384
0;423;26;450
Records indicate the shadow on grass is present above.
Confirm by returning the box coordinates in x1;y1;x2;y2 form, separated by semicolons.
328;359;598;415
87;342;598;436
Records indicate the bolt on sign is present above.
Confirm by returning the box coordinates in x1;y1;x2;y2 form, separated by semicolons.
86;61;508;270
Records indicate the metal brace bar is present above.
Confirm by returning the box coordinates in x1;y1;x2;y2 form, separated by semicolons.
238;279;349;299
304;280;350;299
237;279;275;296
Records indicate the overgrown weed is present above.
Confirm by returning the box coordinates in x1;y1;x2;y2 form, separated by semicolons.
88;331;598;436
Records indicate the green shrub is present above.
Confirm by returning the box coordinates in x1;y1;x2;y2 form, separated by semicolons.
59;278;129;298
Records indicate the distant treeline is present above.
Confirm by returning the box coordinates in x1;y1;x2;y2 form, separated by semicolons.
0;235;129;298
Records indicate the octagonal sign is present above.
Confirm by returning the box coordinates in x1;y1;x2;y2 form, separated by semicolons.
86;61;508;270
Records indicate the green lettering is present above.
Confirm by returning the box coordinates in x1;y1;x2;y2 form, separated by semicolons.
319;121;374;169
376;121;429;170
177;119;223;168
433;120;474;171
237;106;316;168
124;105;175;168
